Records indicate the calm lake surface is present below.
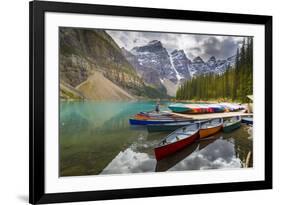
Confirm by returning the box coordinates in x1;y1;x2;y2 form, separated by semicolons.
59;101;253;176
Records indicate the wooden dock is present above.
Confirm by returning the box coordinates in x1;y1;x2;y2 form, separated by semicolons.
164;110;253;120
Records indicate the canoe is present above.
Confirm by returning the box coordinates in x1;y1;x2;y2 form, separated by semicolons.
219;103;244;112
155;142;199;172
147;120;207;133
169;103;225;114
154;123;200;160
147;121;193;132
184;104;205;113
207;104;225;113
129;118;190;125
168;103;192;113
134;113;184;121
138;111;173;117
242;117;253;125
199;118;223;139
199;104;214;113
223;116;241;132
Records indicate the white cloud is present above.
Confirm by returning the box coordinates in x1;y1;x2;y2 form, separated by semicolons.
107;29;246;61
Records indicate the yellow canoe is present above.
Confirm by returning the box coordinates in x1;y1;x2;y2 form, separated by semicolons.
199;118;223;139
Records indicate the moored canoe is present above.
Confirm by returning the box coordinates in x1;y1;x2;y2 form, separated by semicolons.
147;121;193;132
242;117;253;125
147;120;207;133
138;111;173;117
155;142;199;172
219;103;243;112
223;116;241;132
154;123;200;160
134;113;185;121
207;104;225;113
168;103;192;113
199;118;223;139
168;103;226;114
129;118;190;125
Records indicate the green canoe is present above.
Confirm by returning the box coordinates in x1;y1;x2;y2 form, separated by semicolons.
223;116;241;133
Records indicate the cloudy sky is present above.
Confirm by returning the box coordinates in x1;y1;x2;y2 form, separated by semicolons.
106;30;245;61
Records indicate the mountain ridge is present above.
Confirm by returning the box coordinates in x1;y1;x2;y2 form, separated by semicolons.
60;29;236;99
122;40;235;96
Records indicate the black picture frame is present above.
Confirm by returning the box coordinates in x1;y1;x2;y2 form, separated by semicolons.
29;0;272;204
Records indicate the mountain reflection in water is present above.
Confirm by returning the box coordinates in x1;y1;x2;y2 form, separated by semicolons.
60;101;253;176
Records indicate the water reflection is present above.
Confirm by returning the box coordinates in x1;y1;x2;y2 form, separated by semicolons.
156;142;199;172
168;137;241;171
60;101;253;176
101;149;156;174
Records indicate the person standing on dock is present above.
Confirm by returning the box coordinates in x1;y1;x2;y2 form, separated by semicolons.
155;99;160;113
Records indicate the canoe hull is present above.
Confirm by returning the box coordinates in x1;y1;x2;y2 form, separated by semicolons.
147;123;192;132
168;103;220;114
168;106;191;113
199;125;222;139
147;125;182;132
129;118;188;125
223;121;241;133
154;132;199;160
242;117;253;125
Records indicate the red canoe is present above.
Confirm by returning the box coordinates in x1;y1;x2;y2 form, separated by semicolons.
154;123;200;160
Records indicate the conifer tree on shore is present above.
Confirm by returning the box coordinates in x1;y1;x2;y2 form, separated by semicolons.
176;37;253;103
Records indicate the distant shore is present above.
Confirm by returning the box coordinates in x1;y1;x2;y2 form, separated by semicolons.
60;97;243;103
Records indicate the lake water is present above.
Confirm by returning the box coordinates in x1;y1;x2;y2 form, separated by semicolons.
59;101;253;176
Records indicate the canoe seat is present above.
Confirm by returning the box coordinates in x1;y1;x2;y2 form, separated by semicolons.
177;135;187;140
170;135;185;142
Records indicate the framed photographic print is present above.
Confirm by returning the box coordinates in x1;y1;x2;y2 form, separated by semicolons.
29;0;272;204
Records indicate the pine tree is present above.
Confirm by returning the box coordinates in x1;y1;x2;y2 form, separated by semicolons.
176;37;253;103
232;48;239;100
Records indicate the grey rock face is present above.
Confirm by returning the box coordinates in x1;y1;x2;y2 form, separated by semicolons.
207;56;217;69
170;49;191;82
131;40;178;84
121;47;163;88
189;56;210;77
59;28;156;98
123;39;235;94
60;54;91;87
189;55;236;77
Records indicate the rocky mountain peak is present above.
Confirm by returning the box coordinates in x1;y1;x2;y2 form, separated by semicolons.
126;41;178;86
171;49;179;55
170;49;191;81
208;56;216;62
123;40;236;96
193;56;204;64
207;56;217;69
148;40;162;46
131;40;165;53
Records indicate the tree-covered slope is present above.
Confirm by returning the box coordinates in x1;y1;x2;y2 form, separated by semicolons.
176;37;253;103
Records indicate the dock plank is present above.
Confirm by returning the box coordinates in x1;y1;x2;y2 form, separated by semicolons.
164;110;253;120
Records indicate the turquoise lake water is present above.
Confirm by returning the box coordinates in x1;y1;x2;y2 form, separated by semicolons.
59;101;253;176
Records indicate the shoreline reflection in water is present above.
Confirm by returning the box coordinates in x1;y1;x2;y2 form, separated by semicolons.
60;101;253;176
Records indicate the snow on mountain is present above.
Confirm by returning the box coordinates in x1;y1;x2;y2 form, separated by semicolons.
170;49;191;82
189;56;210;77
190;55;236;77
169;54;183;81
122;40;236;96
130;40;178;84
207;56;217;68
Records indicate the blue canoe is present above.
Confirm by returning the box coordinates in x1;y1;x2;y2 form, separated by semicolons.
147;120;207;132
241;117;253;125
129;118;190;125
147;121;193;132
